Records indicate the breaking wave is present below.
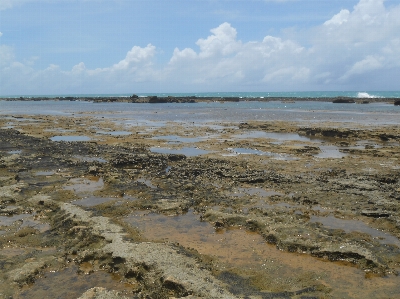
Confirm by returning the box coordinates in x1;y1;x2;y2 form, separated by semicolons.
357;92;381;98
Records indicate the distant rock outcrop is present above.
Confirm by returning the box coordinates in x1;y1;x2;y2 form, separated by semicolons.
332;97;355;103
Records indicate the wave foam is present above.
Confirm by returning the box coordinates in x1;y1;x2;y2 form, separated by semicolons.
357;92;380;98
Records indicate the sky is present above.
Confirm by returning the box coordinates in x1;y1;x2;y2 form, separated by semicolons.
0;0;400;95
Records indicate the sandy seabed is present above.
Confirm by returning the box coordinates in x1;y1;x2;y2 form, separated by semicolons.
1;101;400;298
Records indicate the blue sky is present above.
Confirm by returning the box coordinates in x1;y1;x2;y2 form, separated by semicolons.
1;0;400;95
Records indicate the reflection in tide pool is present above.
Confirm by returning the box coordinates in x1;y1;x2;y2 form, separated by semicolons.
151;135;211;143
150;146;211;157
233;131;316;143
0;213;50;232
96;130;131;136
225;148;297;160
310;215;400;247
124;209;400;298
315;145;347;159
64;177;104;195
16;266;134;299
50;135;91;142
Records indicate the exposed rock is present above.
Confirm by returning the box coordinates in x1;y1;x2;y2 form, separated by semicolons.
361;210;390;218
61;202;237;299
332;97;355;103
8;259;49;285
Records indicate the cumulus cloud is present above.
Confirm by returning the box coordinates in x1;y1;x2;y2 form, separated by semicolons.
196;22;240;58
340;55;384;80
0;32;3;37
168;23;306;89
324;9;350;26
1;0;400;94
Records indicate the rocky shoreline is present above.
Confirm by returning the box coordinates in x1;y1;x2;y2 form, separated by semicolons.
1;111;400;298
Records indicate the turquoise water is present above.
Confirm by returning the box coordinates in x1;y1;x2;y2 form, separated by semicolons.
2;91;400;98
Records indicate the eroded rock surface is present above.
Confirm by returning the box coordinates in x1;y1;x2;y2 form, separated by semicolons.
1;112;400;298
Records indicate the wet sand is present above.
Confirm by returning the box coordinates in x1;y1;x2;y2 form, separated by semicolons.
1;103;400;298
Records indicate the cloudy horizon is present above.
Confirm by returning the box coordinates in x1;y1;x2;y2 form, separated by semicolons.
0;0;399;95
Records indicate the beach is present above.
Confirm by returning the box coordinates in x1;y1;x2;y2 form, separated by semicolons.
1;98;400;298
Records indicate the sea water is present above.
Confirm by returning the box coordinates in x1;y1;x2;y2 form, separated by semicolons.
2;91;400;98
0;94;399;125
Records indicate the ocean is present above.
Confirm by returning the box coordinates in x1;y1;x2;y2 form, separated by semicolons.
1;95;399;125
2;91;400;99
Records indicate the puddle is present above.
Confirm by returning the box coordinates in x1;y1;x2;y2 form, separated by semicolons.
150;147;210;157
225;148;297;160
310;215;400;247
35;171;55;176
50;135;91;142
193;123;235;130
125;210;268;267
64;177;104;195
315;145;347;159
8;150;22;154
312;205;334;212
0;213;34;226
136;178;157;189
73;155;107;163
231;188;284;198
234;131;315;143
228;148;267;156
122;120;167;128
96;130;132;136
73;196;118;207
122;195;139;201
124;209;400;298
0;213;50;232
15;266;135;299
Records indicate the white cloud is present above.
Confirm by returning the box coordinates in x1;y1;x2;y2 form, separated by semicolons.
71;62;86;73
263;67;309;83
324;9;350;26
166;23;307;89
195;22;240;58
340;55;384;80
113;44;155;70
0;32;3;37
90;44;156;74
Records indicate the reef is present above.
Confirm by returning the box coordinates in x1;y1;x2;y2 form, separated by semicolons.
1;110;400;298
